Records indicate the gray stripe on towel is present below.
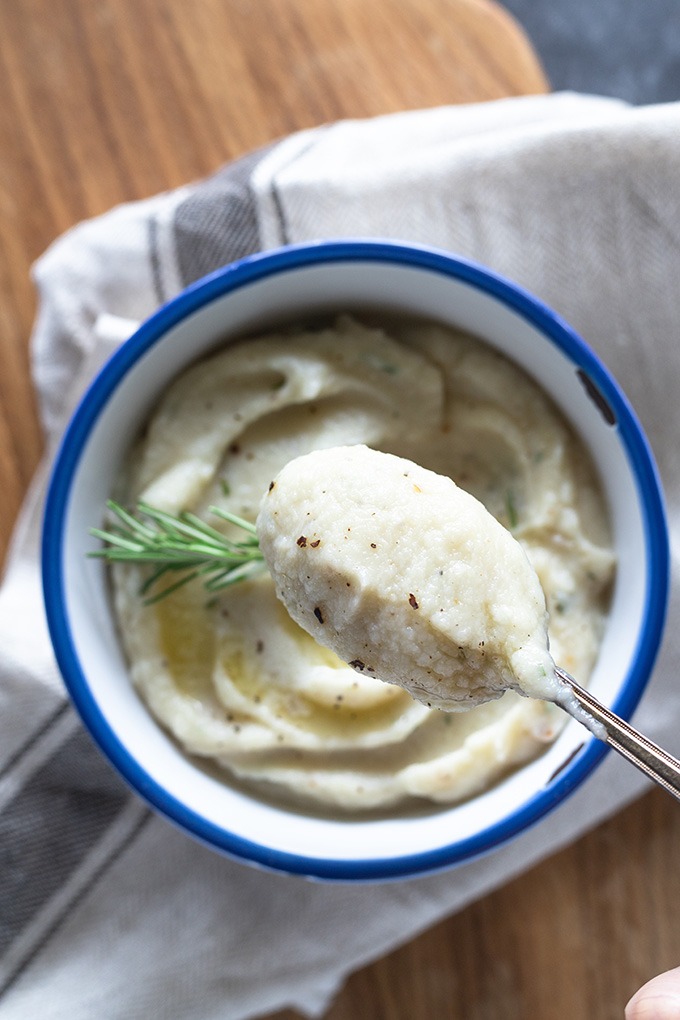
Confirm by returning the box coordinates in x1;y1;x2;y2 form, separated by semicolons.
0;726;133;957
0;798;150;998
173;144;275;286
0;703;70;781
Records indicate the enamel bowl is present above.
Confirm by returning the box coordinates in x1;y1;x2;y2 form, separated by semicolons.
42;240;669;880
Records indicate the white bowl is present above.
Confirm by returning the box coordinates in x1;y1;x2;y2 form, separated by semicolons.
42;240;669;880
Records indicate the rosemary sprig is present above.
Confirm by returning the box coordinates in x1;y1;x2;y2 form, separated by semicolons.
89;500;265;604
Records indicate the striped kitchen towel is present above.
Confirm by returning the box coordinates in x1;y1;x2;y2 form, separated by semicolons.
2;91;680;1020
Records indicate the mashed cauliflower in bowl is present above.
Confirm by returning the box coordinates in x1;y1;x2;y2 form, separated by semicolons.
42;240;668;880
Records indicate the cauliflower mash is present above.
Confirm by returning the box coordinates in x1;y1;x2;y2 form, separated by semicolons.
257;445;559;710
112;315;615;811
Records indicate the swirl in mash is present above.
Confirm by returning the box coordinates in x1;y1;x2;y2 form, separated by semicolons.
112;315;615;811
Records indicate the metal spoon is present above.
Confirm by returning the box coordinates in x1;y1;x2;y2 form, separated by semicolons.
554;666;680;802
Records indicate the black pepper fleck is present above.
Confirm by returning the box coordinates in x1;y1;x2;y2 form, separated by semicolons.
409;593;419;609
297;536;307;547
313;606;324;624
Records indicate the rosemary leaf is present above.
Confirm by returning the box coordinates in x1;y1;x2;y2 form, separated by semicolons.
505;489;519;531
210;506;258;535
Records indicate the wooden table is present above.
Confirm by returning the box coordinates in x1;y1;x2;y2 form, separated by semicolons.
1;2;677;1017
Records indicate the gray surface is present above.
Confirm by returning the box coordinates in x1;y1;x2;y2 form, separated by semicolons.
504;0;680;104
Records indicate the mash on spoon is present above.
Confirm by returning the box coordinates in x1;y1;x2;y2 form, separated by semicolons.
258;445;560;711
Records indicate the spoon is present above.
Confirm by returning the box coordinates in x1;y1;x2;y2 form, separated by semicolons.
257;445;679;803
555;666;680;802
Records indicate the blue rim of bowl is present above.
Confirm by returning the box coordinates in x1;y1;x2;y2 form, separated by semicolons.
42;239;669;881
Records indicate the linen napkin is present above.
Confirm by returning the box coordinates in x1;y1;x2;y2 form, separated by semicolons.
3;91;680;1020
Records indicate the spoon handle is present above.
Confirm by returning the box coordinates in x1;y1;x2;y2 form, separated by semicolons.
554;666;680;803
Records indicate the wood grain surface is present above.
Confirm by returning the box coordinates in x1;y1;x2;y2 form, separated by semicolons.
1;2;677;1018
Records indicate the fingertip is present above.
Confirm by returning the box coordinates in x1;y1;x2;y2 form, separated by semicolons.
626;967;680;1019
